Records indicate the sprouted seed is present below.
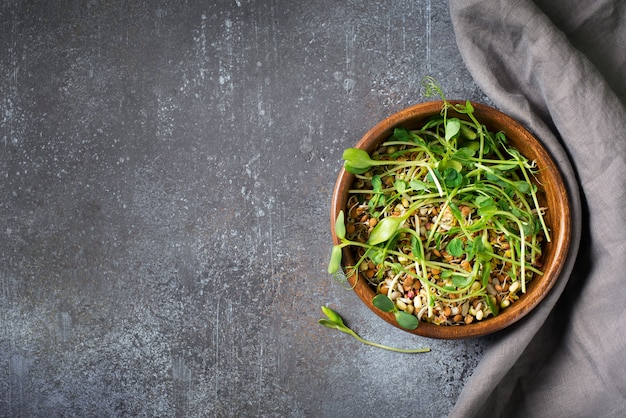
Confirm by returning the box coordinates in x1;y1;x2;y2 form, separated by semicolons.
328;78;549;329
318;306;430;353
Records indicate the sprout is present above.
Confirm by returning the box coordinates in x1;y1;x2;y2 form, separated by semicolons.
318;306;429;354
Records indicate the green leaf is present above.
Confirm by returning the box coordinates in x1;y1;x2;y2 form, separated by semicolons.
442;167;463;188
477;205;497;218
485;295;500;316
365;247;386;265
486;177;507;190
491;163;518;171
510;206;523;218
505;146;524;161
439;158;463;173
410;235;423;260
367;195;379;212
371;175;383;193
460;124;477;140
426;167;442;184
318;319;342;330
465;140;481;153
522;217;540;236
372;294;395;312
390;127;411;142
465;237;478;262
395;311;419;330
321;306;345;326
409;179;429;192
452;274;473;288
452;147;476;161
367;216;403;245
394;179;407;194
433;231;444;250
441;270;453;278
445;118;461;141
328;245;342;274
474;195;494;208
469;236;485;259
513;180;531;194
334;211;346;240
495;131;508;146
344;163;370;174
342;148;372;169
477;233;493;262
498;199;511;212
481;261;492;287
447;237;464;257
319;319;352;335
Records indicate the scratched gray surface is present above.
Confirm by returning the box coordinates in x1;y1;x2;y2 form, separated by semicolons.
1;1;489;417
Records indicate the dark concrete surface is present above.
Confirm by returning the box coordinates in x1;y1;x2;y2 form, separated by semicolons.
1;1;489;417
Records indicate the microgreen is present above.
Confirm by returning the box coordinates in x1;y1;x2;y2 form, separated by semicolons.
447;237;464;257
342;148;374;171
329;77;549;329
372;294;419;330
445;118;461;141
367;216;406;246
334;210;346;240
372;294;395;312
328;245;343;275
318;306;430;353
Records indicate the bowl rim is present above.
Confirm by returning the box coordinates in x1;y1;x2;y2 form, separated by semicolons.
330;100;572;339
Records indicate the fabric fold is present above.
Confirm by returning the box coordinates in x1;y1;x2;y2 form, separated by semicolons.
448;0;626;416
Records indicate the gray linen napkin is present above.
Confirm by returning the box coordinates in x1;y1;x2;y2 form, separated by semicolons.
448;0;626;416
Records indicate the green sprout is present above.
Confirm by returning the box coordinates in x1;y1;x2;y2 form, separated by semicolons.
318;306;430;354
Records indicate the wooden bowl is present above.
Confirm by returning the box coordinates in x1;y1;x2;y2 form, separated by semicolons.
330;101;571;339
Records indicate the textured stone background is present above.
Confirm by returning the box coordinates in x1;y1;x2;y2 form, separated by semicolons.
0;1;489;416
